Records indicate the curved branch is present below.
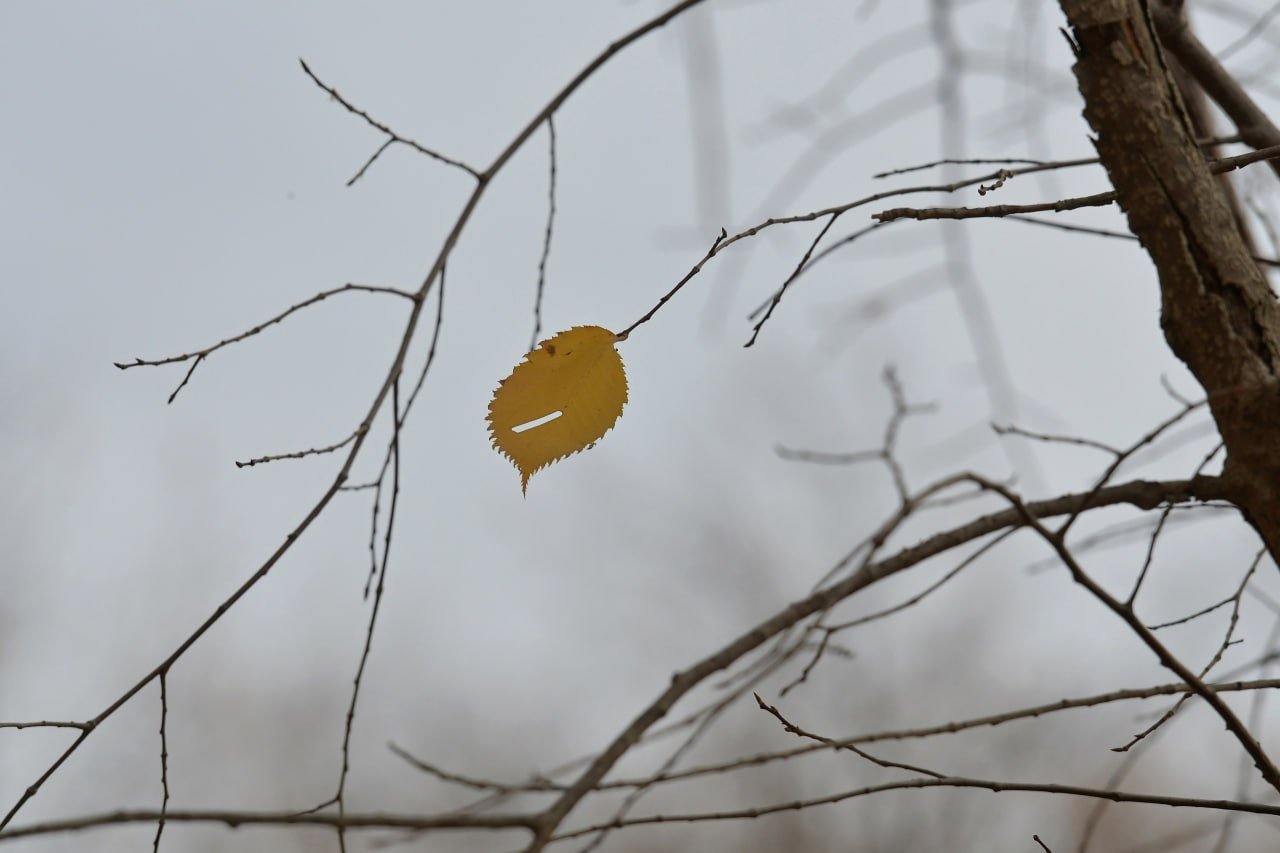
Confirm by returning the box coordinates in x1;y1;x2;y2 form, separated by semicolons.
550;778;1280;843
1151;2;1280;177
0;809;536;845
526;474;1229;848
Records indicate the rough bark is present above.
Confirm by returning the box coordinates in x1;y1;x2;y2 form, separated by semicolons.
1059;0;1280;560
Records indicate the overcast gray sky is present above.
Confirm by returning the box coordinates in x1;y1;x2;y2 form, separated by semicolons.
4;2;1280;851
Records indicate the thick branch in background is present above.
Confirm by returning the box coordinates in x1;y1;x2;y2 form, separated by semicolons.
1150;3;1280;177
1060;0;1280;560
1159;6;1259;260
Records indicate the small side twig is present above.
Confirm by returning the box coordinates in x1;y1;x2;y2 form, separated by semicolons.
115;283;418;403
388;742;563;795
235;426;366;469
0;721;92;731
755;692;944;778
617;228;728;341
873;144;1280;223
298;59;481;183
1126;441;1225;605
874;156;1047;178
744;212;841;347
993;423;1122;456
1112;549;1264;753
333;379;404;852
974;476;1280;797
152;671;170;853
530;116;558;350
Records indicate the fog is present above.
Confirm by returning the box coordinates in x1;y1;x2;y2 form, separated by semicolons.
4;1;1280;851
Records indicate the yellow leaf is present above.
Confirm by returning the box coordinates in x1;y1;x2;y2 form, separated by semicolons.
487;326;628;494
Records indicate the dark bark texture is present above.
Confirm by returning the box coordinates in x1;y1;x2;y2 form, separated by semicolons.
1060;0;1280;560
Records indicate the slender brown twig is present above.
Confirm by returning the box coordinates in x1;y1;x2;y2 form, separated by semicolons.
874;144;1280;222
530;117;558;350
298;59;481;182
152;671;169;853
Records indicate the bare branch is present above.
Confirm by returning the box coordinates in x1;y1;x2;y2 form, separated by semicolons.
114;283;418;403
875;190;1118;223
389;743;563;795
525;474;1229;848
330;379;404;852
617;227;727;340
970;476;1280;796
874;145;1280;223
597;676;1280;794
1113;548;1264;752
0;809;539;844
744;212;840;346
152;672;169;853
754;693;944;778
298;59;482;182
993;423;1122;456
234;426;366;469
875;156;1048;178
549;780;1280;843
529;117;558;350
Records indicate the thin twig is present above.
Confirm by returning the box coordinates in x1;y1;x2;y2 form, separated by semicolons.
871;134;1242;180
973;476;1280;796
746;221;895;322
234;426;366;469
755;693;944;778
389;743;564;794
822;528;1016;634
617;227;727;340
1214;612;1280;852
1126;442;1225;605
298;59;481;182
874;144;1280;223
0;721;92;731
875;156;1048;178
152;672;169;853
594;676;1280;795
993;423;1122;456
1058;401;1207;539
1113;549;1264;752
333;379;403;853
530;117;558;350
0;810;539;843
744;213;840;346
549;780;1280;843
574;649;799;852
115;284;417;372
115;283;418;403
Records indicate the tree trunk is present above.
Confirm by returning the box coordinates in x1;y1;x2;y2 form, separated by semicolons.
1059;0;1280;560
